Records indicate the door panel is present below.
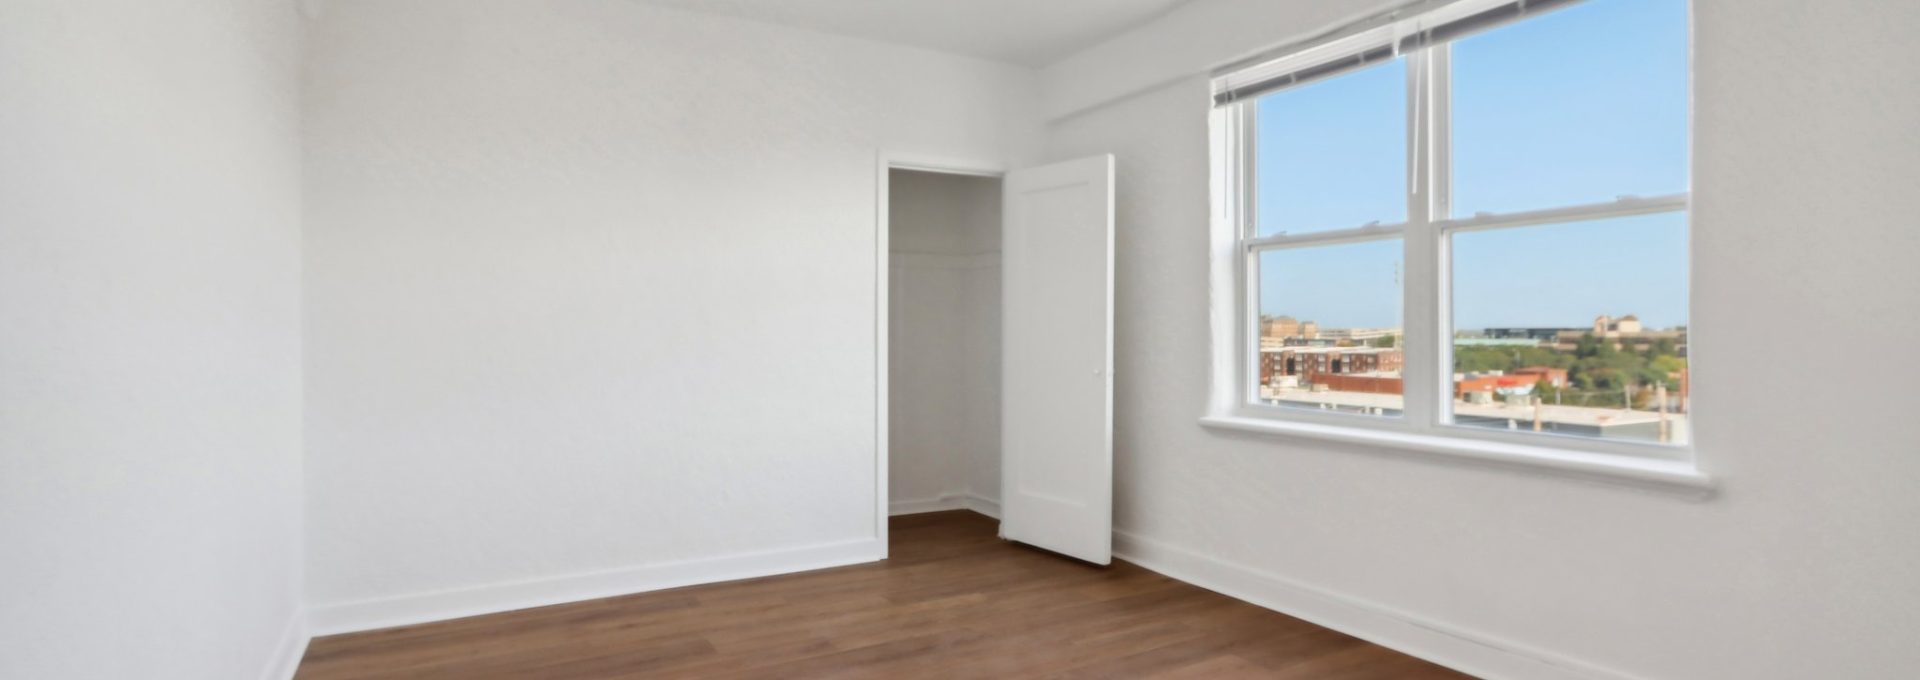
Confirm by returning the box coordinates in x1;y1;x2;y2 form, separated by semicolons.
999;155;1114;565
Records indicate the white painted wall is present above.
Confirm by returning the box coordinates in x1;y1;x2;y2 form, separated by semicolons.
1040;1;1920;678
0;1;308;679
303;0;1039;630
888;170;1002;513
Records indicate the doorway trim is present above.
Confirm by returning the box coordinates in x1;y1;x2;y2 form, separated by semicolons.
874;151;1007;558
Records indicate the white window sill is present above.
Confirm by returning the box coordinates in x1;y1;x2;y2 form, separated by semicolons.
1198;414;1713;494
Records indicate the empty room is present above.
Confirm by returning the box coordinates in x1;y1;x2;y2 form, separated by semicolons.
4;0;1917;678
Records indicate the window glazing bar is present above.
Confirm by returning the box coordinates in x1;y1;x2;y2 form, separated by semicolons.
1435;193;1689;234
1242;223;1407;251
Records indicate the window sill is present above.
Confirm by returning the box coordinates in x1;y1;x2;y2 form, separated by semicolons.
1198;414;1713;494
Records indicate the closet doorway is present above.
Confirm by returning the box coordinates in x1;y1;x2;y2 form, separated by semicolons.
882;163;1006;532
877;153;1115;564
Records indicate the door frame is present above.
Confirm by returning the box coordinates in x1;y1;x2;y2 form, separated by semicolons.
874;151;1007;558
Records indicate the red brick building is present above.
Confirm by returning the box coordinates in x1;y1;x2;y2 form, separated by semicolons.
1260;347;1404;387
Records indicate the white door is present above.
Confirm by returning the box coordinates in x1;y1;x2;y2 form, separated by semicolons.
999;155;1114;565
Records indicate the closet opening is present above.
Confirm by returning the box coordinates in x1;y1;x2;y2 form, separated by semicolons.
881;164;1005;549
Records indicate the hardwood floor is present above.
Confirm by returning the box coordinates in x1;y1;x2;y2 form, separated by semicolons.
296;511;1471;679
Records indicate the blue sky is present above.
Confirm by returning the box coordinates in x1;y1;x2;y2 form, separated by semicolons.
1256;0;1689;331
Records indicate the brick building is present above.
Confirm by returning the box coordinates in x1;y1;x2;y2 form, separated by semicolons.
1259;347;1404;387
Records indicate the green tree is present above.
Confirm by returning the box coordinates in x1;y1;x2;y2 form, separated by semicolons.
1532;378;1562;403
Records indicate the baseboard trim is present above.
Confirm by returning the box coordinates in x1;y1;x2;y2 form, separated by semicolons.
1113;530;1641;680
260;608;309;680
962;493;1000;519
308;538;883;637
891;493;1001;519
890;494;968;515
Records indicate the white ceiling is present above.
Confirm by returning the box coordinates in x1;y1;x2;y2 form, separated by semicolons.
628;0;1193;67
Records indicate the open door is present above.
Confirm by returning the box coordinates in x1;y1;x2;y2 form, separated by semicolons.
999;155;1114;565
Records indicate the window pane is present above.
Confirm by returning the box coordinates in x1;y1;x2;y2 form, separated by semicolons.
1255;240;1404;416
1254;58;1406;236
1448;213;1688;444
1450;0;1689;216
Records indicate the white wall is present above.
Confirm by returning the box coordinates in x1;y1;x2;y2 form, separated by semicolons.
1040;1;1920;679
888;170;1002;513
302;0;1039;631
0;1;308;679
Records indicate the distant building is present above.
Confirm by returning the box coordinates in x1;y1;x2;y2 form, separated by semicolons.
1593;314;1643;335
1452;367;1567;399
1511;366;1569;388
1582;314;1685;352
1313;373;1403;395
1317;327;1400;344
1454;337;1544;348
1454;372;1538;399
1483;327;1576;341
1260;346;1404;387
1261;315;1318;340
1472;317;1684;353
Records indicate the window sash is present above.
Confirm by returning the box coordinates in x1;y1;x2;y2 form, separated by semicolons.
1228;35;1692;460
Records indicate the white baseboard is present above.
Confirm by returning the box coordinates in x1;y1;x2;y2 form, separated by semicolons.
308;538;883;637
890;494;969;515
962;492;1000;519
1113;530;1641;680
890;492;1001;519
260;608;309;680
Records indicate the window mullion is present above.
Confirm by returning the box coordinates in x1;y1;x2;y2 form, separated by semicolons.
1429;44;1454;433
1400;46;1448;433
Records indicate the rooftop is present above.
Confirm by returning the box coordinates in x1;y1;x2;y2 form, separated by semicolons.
1260;346;1400;355
1268;390;1685;428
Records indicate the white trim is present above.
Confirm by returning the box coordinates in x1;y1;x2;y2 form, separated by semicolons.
1114;529;1648;680
1200;414;1711;493
889;494;969;516
259;608;309;680
875;154;891;558
963;492;1002;519
308;538;883;636
888;492;1002;518
1402;46;1444;435
1206;105;1247;417
875;149;1009;564
884;152;1008;178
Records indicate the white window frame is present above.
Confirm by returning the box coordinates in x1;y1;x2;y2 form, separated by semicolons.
1201;0;1708;490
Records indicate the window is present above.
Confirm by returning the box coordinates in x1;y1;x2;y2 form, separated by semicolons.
1211;0;1691;458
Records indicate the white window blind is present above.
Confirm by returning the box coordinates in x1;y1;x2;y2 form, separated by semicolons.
1212;0;1583;106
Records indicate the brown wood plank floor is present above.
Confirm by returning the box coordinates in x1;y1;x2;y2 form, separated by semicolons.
296;511;1471;679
